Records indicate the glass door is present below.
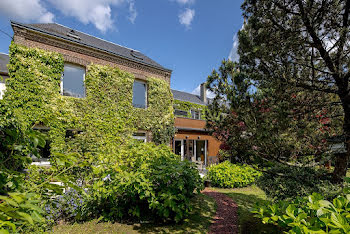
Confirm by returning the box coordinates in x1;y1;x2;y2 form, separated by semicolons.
174;140;184;161
194;140;207;165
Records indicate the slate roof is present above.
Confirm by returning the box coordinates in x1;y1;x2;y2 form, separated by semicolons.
0;53;9;75
171;89;206;105
11;21;171;72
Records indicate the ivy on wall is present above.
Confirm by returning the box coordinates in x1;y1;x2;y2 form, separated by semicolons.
173;99;207;120
1;43;174;158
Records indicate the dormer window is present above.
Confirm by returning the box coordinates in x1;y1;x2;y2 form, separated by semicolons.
62;64;85;98
133;80;147;108
67;30;81;40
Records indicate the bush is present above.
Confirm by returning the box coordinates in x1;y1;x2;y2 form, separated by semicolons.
81;142;203;223
207;161;262;188
257;164;341;201
0;192;45;233
252;192;350;233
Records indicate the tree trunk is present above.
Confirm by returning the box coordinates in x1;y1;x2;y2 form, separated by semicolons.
332;95;350;182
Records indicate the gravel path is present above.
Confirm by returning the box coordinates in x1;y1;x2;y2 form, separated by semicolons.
202;188;238;234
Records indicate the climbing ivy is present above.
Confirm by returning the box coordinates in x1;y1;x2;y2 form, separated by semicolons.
173;99;207;120
1;43;174;157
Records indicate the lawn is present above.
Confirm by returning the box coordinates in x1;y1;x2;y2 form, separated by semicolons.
212;185;282;234
53;193;216;234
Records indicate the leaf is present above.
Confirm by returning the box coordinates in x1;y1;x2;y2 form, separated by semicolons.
0;196;18;207
0;221;15;232
286;204;296;218
17;212;34;225
319;200;333;208
330;213;346;230
0;229;10;234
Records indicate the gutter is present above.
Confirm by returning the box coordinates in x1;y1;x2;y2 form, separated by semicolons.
11;21;172;73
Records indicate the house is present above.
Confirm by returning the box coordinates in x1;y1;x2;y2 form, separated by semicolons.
8;21;172;141
0;21;221;165
171;84;221;166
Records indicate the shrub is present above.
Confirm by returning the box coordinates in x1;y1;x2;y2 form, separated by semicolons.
81;142;203;223
257;164;341;201
207;161;262;188
252;192;350;233
0;192;45;233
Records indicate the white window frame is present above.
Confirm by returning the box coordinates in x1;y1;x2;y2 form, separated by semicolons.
0;82;6;100
0;76;7;100
191;109;201;119
61;63;86;98
132;132;147;142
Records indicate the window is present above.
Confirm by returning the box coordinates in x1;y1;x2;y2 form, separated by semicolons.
132;132;147;142
62;64;85;98
133;80;146;108
31;127;51;166
191;110;201;119
0;76;7;99
174;109;188;117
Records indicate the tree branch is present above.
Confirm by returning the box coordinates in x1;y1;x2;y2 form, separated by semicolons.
336;0;350;72
296;0;341;86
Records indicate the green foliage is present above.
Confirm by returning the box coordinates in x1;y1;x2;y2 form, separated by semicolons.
239;0;348;181
0;192;45;233
252;192;350;233
81;142;203;223
257;164;341;201
2;43;174;157
206;60;339;166
207;161;262;188
0;43;178;231
0;123;46;194
174;100;207;120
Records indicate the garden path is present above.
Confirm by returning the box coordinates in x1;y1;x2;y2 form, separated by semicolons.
202;188;238;234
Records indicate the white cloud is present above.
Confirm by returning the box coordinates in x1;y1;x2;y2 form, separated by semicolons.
128;0;137;24
48;0;125;33
228;33;239;62
173;0;195;4
192;85;216;99
229;24;245;62
178;8;195;29
0;0;54;23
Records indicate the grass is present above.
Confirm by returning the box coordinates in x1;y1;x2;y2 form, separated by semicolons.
212;185;282;234
53;193;216;234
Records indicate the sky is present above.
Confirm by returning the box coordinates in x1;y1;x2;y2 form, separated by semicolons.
0;0;243;95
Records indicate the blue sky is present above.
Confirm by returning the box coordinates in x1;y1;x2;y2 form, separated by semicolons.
0;0;243;94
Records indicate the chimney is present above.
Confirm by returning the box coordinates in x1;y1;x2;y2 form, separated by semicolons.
200;83;207;104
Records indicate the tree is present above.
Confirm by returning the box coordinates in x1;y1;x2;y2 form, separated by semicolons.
206;60;340;165
238;0;349;181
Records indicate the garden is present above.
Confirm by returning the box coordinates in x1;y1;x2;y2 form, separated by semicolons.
1;1;350;234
